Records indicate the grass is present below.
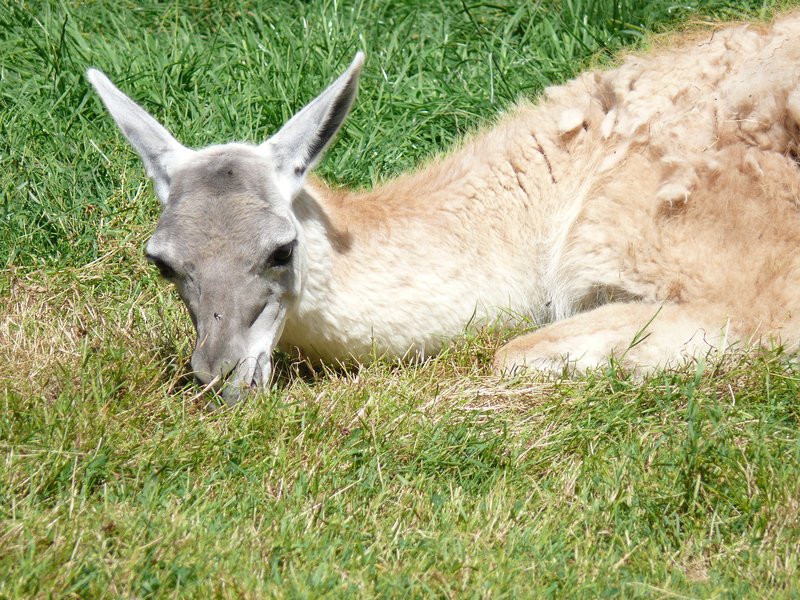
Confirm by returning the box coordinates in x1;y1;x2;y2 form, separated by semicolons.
2;0;800;597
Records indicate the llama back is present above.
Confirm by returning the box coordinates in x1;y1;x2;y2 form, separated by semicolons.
544;16;800;161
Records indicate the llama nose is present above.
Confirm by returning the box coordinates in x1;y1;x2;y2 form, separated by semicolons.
191;354;237;392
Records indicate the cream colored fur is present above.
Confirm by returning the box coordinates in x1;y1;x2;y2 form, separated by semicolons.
286;15;800;375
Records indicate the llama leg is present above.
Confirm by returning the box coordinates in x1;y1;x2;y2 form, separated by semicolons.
493;302;735;376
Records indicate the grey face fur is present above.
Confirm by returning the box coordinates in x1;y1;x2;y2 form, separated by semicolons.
88;55;364;404
145;148;300;400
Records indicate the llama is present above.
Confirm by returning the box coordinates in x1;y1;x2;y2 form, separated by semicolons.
89;14;800;404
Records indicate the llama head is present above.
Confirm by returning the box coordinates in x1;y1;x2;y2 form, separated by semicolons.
88;54;364;404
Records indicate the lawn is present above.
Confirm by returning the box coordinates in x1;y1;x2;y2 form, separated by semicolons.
2;0;800;597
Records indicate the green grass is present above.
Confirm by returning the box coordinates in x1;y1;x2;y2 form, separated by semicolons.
2;0;800;597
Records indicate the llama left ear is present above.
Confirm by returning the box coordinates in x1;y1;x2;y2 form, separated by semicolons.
262;53;364;200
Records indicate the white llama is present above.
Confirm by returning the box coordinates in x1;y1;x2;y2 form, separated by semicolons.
89;15;800;403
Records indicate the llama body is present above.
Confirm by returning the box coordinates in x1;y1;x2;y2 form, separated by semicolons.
90;15;800;402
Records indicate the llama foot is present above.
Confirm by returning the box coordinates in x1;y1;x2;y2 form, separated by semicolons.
492;302;734;377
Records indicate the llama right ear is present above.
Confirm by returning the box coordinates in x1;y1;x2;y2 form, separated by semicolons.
87;69;194;207
262;53;364;200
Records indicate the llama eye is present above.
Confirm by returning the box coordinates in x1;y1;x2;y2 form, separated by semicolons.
271;244;294;267
146;255;177;279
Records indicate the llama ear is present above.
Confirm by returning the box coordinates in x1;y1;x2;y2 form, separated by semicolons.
262;52;364;200
87;69;194;207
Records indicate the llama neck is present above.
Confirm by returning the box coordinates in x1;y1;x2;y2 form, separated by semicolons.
278;106;591;362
